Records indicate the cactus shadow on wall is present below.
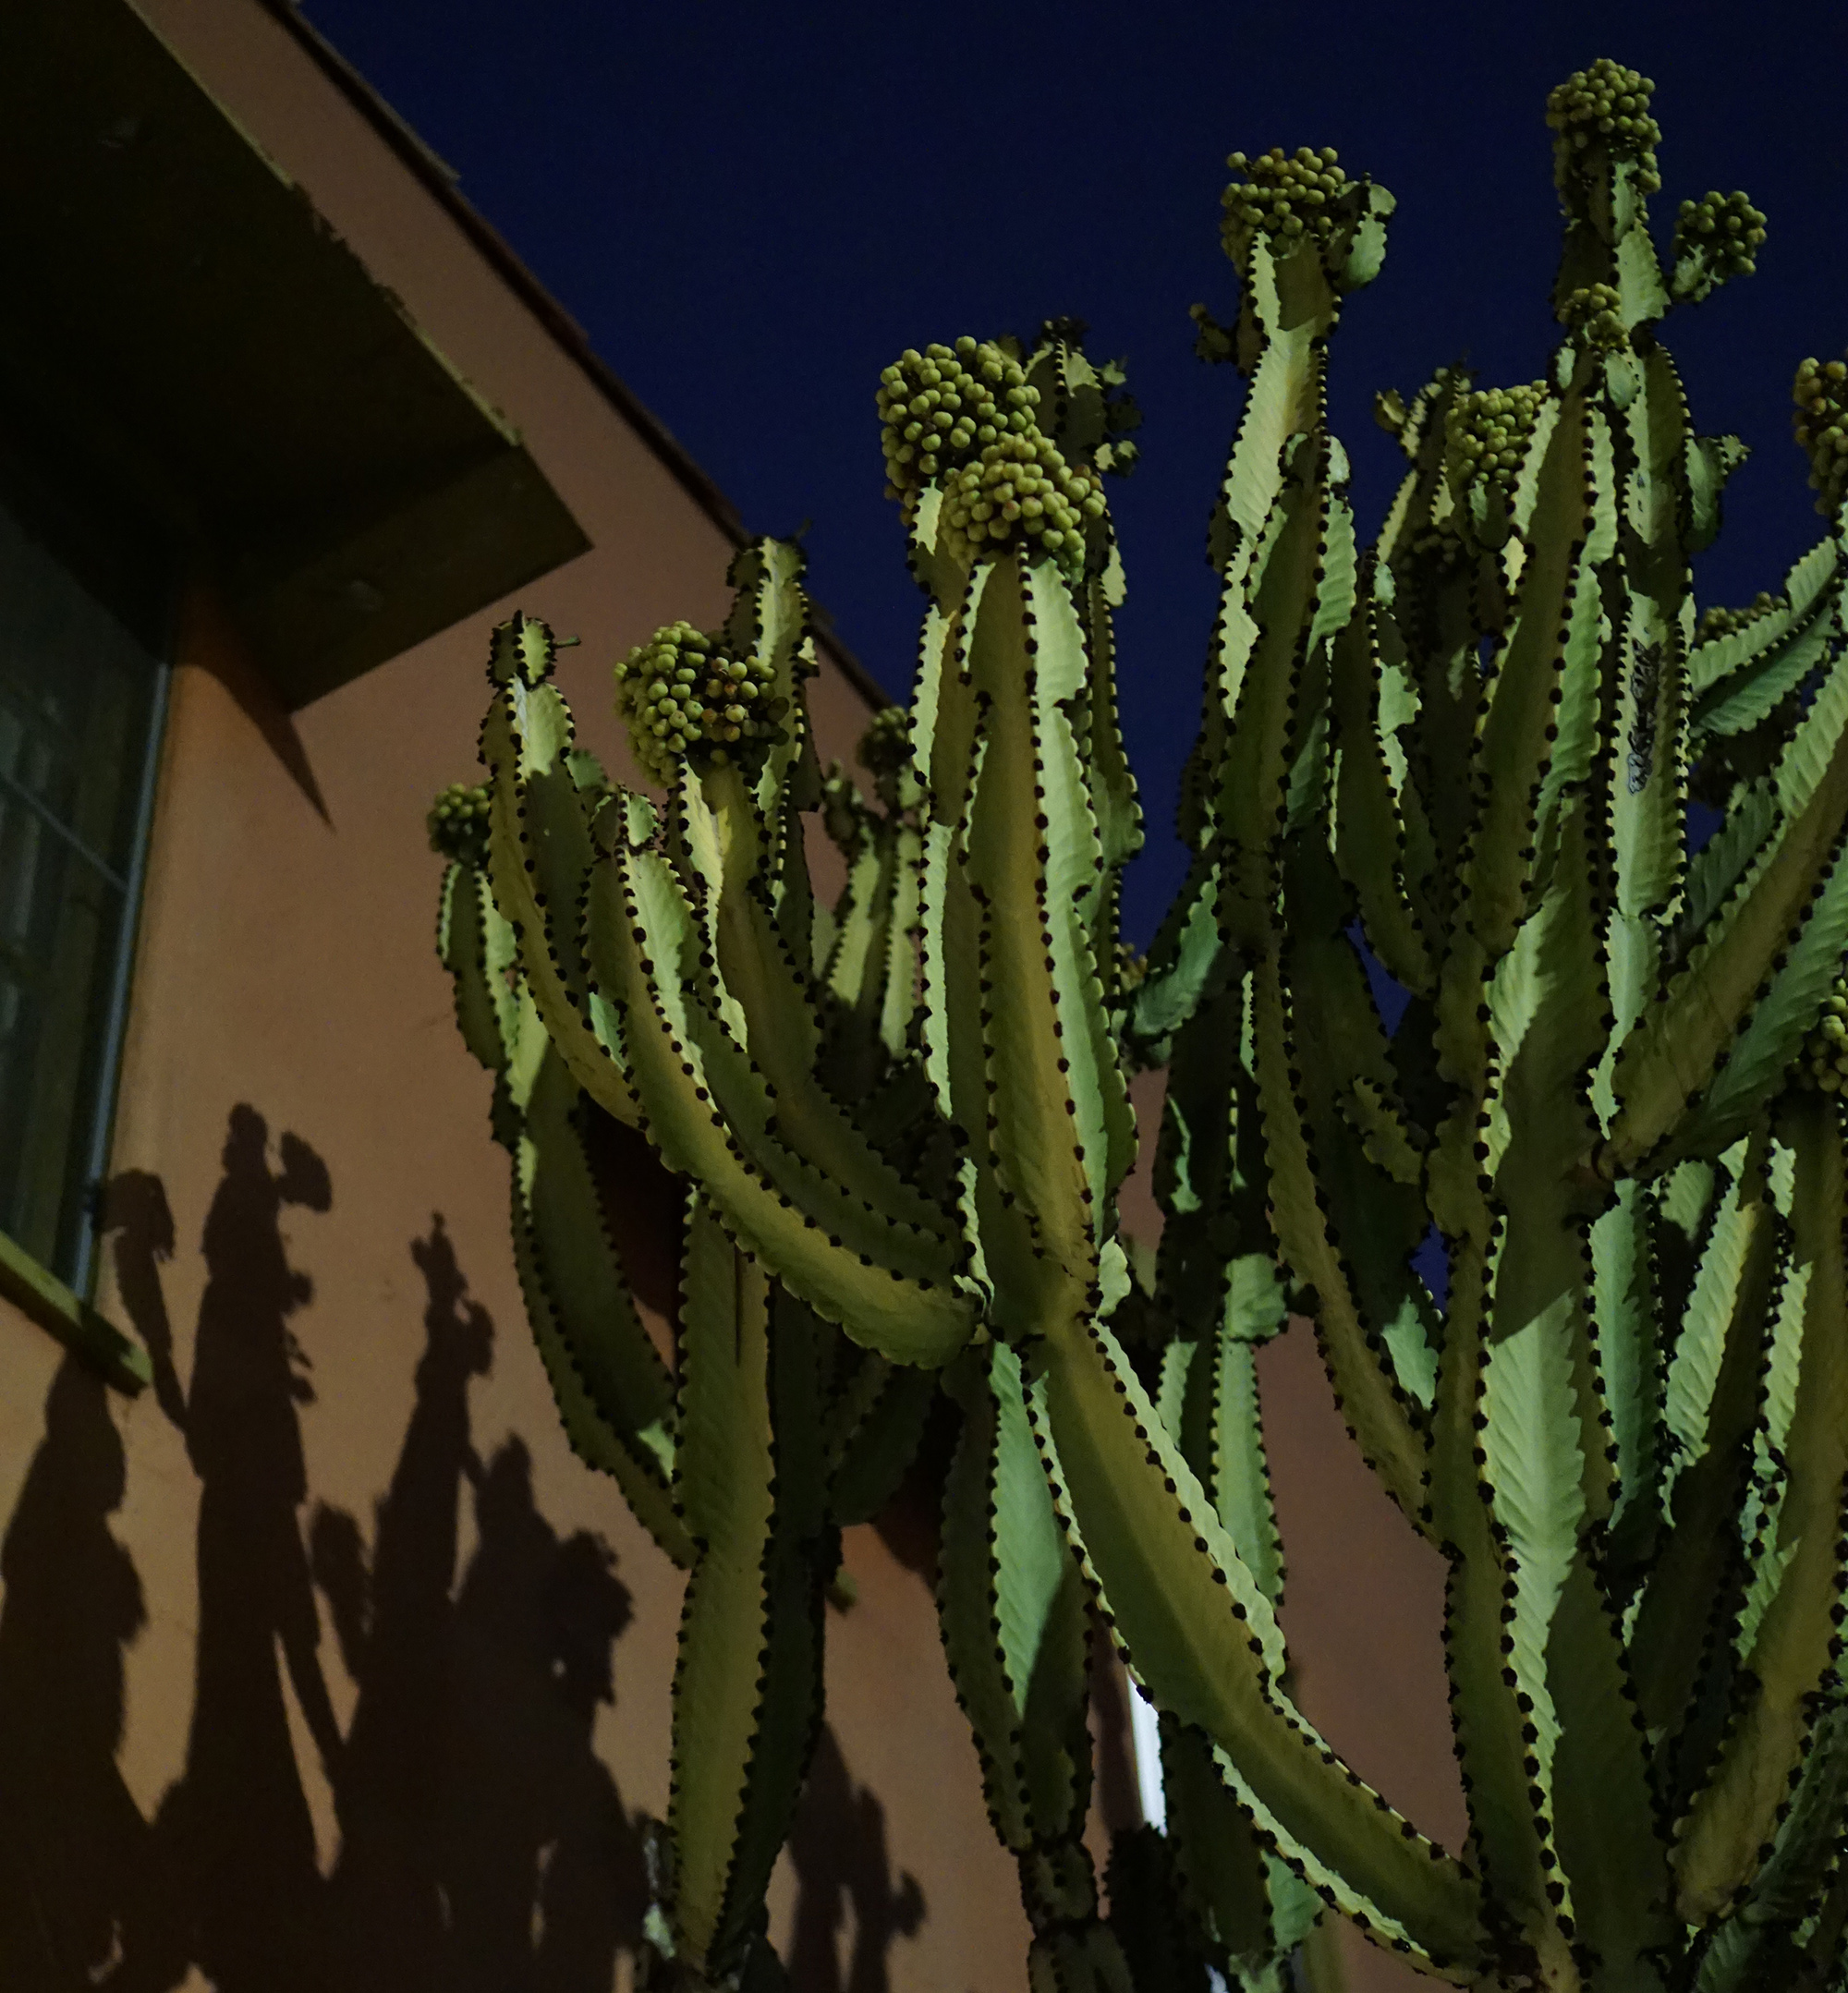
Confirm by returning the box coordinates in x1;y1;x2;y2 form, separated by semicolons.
784;1723;924;1993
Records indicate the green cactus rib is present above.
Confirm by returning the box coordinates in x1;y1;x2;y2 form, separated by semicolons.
437;860;518;1071
1023;1290;1485;1974
1151;1194;1317;1989
1328;569;1435;997
1672;1096;1848;1922
513;1045;689;1564
479;637;641;1125
1608;640;1848;1170
1689;535;1842;709
818;761;923;1080
432;854;691;1562
583;842;973;1362
670;761;955;1249
1160;1717;1321;1991
1152;976;1292;1377
825;1356;935;1527
938;1340;1121;1977
961;554;1137;1235
1250;948;1435;1531
1076;557;1146;1010
667;1204;832;1981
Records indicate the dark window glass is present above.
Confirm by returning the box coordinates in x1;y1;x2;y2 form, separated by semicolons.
0;408;169;1290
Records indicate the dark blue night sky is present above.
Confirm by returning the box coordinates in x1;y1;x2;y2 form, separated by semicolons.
300;0;1847;943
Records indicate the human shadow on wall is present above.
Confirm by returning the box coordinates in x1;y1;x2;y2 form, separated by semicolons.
94;1111;648;1991
106;1106;343;1993
310;1214;645;1993
0;1357;154;1989
784;1724;924;1993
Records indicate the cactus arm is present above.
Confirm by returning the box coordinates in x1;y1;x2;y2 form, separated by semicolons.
1282;840;1443;1404
1250;950;1437;1529
433;831;693;1559
1024;1297;1486;1974
1128;855;1225;1062
1627;1150;1784;1793
511;1045;690;1564
1606;647;1848;1170
1077;558;1146;998
1695;593;1841;743
1672;1096;1848;1922
1155;978;1291;1368
437;860;520;1071
938;1341;1126;1985
585;845;974;1361
963;554;1137;1240
669;1208;831;1981
1605;347;1697;1017
1547;61;1668;330
667;1199;777;1970
479;628;641;1124
1689;535;1844;745
1457;394;1614;962
1589;1179;1666;1566
1177;1323;1284;1604
1330;567;1436;995
1156;1233;1315;1986
1474;1231;1672;1977
679;760;955;1247
1688;536;1842;707
827;1359;936;1526
880;819;925;1063
722;537;826;894
1547;1559;1677;1985
818;778;881;989
1423;803;1667;1970
910;555;1006;1285
819;779;922;1075
504;1174;694;1568
1691;1707;1848;1993
1213;438;1353;949
1160;1717;1322;1990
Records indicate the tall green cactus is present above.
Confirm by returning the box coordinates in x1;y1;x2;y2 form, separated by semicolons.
430;59;1848;1993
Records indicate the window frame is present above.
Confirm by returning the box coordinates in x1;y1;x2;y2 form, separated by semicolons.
0;430;173;1392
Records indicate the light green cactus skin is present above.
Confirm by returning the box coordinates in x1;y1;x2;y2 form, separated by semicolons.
432;66;1848;1993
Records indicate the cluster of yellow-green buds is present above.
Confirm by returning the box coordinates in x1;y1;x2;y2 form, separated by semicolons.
614;619;788;785
427;780;492;862
1793;355;1848;515
857;704;912;777
1558;282;1627;350
878;340;1039;504
1674;189;1767;280
1546;58;1662;194
1795;975;1848;1092
940;430;1105;579
1697;591;1781;643
1444;382;1548;509
1220;145;1346;256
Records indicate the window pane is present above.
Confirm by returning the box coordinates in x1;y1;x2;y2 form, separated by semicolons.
0;415;166;1286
